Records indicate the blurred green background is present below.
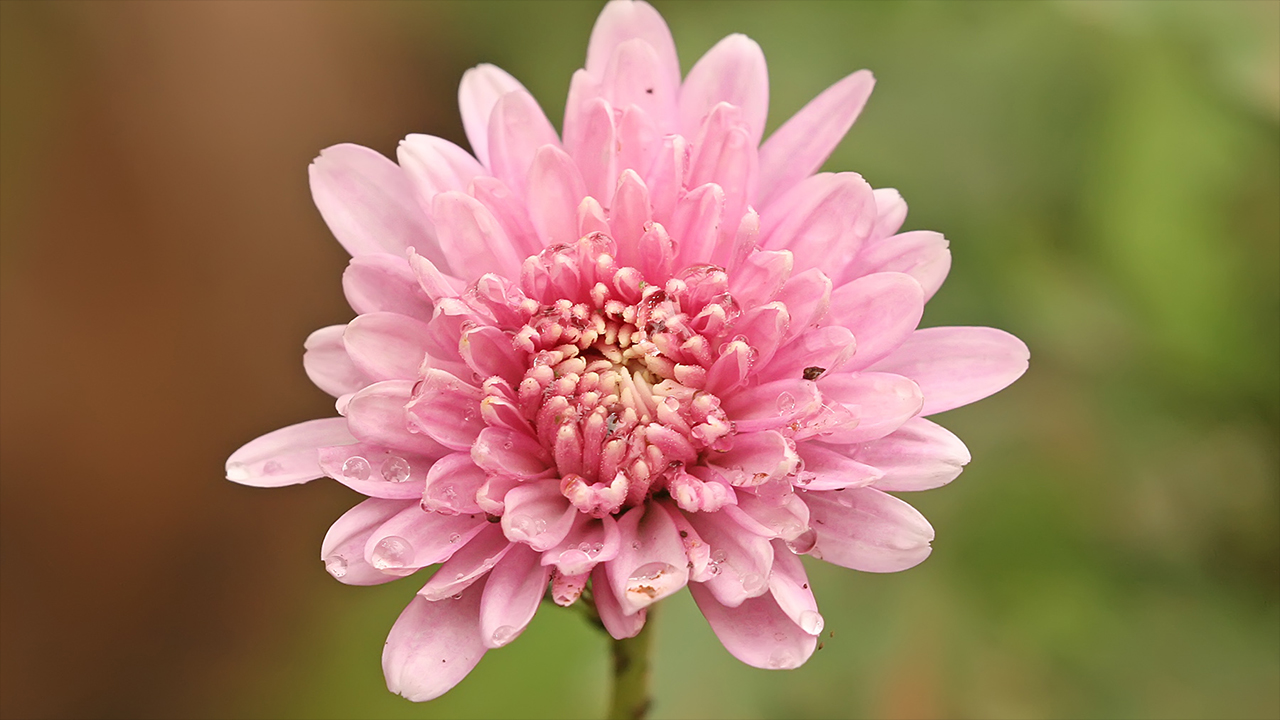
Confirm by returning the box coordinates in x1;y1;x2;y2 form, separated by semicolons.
1;1;1276;718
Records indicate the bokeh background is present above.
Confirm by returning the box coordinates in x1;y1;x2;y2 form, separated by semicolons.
2;1;1277;718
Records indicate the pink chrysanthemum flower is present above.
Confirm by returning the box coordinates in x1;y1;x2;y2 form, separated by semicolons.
228;0;1027;702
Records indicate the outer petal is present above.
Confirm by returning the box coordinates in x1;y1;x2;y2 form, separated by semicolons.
860;417;971;492
303;325;370;398
397;134;485;204
479;544;551;648
685;509;774;608
418;524;514;600
758;70;876;204
432;191;524;282
817;372;923;444
308;144;439;262
343;254;434;321
760;172;876;278
607;504;691;615
805;487;934;572
365;504;488;570
828;272;925;371
383;583;488;702
689;581;816;669
318;442;433;499
226;418;354;487
487;90;561;199
343;312;433;382
527;145;588;246
767;540;825;635
679;34;769;145
320;497;414;585
845;230;951;301
586;0;681;111
869;326;1029;416
601;38;678;132
592;564;646;640
345;380;451;457
458;64;525;169
404;369;485;451
795;443;883;492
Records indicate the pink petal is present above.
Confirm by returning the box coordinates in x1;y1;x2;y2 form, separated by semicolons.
870;187;907;241
728;249;792;308
817;372;923;444
226;417;354;487
527;145;588;246
458;64;525;169
303;325;370;398
725;492;811;541
365;503;488;570
733;303;790;368
500;482;578;552
721;378;821;433
828;272;925;371
845;230;951;301
586;0;681;118
308;144;437;260
759;326;856;383
679;34;769;145
479;544;551;648
859;417;971;492
569;98;618;206
689;580;816;669
487;89;560;198
670;183;725;268
757;70;875;205
684;509;774;607
616;105;662;188
421;452;487;515
418;524;513;600
773;267;833;337
343;312;432;382
767;540;825;635
540;513;622;575
601;38;678;132
320;497;414;585
469;176;542;259
645;134;689;226
471;426;553;479
869;326;1029;416
591;564;647;640
459;325;526;386
760;172;876;277
318;442;434;499
607;504;691;615
404;369;484;452
397;134;485;206
804;486;934;572
343;254;434;321
609;169;651;269
794;442;882;491
345;380;451;457
383;583;487;702
432;191;524;282
406;250;464;303
687;103;758;223
708;430;799;488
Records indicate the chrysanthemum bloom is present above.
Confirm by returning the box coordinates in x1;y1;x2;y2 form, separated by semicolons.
228;0;1027;702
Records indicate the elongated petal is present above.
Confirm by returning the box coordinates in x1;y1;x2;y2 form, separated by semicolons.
309;144;438;261
690;580;816;669
685;509;774;608
304;326;370;398
869;326;1029;416
795;443;883;491
670;183;725;268
610;170;651;268
472;427;553;479
343;312;432;382
345;380;450;456
601;38;678;131
418;525;513;600
501;482;577;552
487;89;560;198
818;372;923;444
527;145;588;246
607;504;690;615
760;172;876;277
540;513;621;575
586;0;680;109
708;430;799;488
318;443;433;499
383;584;487;702
805;487;934;572
870;187;907;241
397;134;485;205
721;378;821;433
479;544;551;648
767;540;825;635
845;230;950;301
592;564;646;640
226;418;354;487
458;64;524;168
857;417;970;492
366;504;488;570
343;254;433;321
404;369;484;451
828;272;924;370
680;34;769;145
758;70;875;204
321;497;414;585
432;191;524;282
421;452;486;515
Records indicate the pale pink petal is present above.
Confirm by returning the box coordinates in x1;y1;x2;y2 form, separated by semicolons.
794;443;882;492
365;504;488;570
342;254;434;321
406;250;465;303
679;34;769;145
607;504;691;615
858;417;971;492
343;312;432;382
320;497;414;585
704;339;754;395
670;183;725;268
418;524;513;600
760;172;876;277
479;544;551;648
845;230;951;301
459;325;526;386
487;90;560;198
569;98;618;206
828;272;925;370
458;64;525;169
591;564;647;640
684;509;774;607
500;482;578;552
817;372;923;444
586;0;680;115
421;452;487;515
732;303;790;368
615;106;661;188
471;427;554;479
404;369;484;451
562;69;602;162
308;144;438;261
540;513;621;575
773;267;833;336
758;70;875;204
721;378;821;433
870;187;907;241
469;176;542;258
687;103;758;221
226;417;354;487
303;325;370;398
645;134;689;226
725;492;810;541
397;134;485;207
759;326;856;383
707;430;799;488
345;380;451;457
689;580;816;669
766;540;825;635
527;145;588;246
869;326;1030;416
601;38;678;131
432;191;524;282
609;169;651;269
805;486;934;572
728;249;793;308
383;584;487;702
318;442;433;499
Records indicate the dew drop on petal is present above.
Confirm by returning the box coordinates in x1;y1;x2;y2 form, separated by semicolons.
799;610;825;635
491;625;518;647
711;549;728;564
777;392;796;415
380;456;411;483
448;533;461;544
371;536;412;569
342;456;371;482
786;529;818;555
768;649;797;669
262;460;284;475
741;572;767;594
324;555;348;579
558;548;591;567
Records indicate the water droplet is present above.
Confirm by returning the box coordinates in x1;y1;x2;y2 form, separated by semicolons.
741;572;767;594
455;572;465;580
380;456;411;483
768;649;797;669
448;533;461;544
776;392;796;414
631;541;642;549
706;563;722;577
262;460;284;475
371;536;412;569
628;562;675;582
503;440;514;450
324;555;347;579
451;593;463;600
491;625;518;647
798;610;825;635
711;549;728;564
558;548;591;567
509;515;536;538
590;542;604;555
533;519;547;534
785;529;818;555
341;456;371;482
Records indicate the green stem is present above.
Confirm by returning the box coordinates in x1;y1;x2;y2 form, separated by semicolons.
606;609;655;720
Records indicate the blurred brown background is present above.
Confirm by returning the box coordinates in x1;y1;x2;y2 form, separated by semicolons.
2;2;1277;719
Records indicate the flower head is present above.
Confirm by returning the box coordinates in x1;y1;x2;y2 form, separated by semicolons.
228;0;1028;702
